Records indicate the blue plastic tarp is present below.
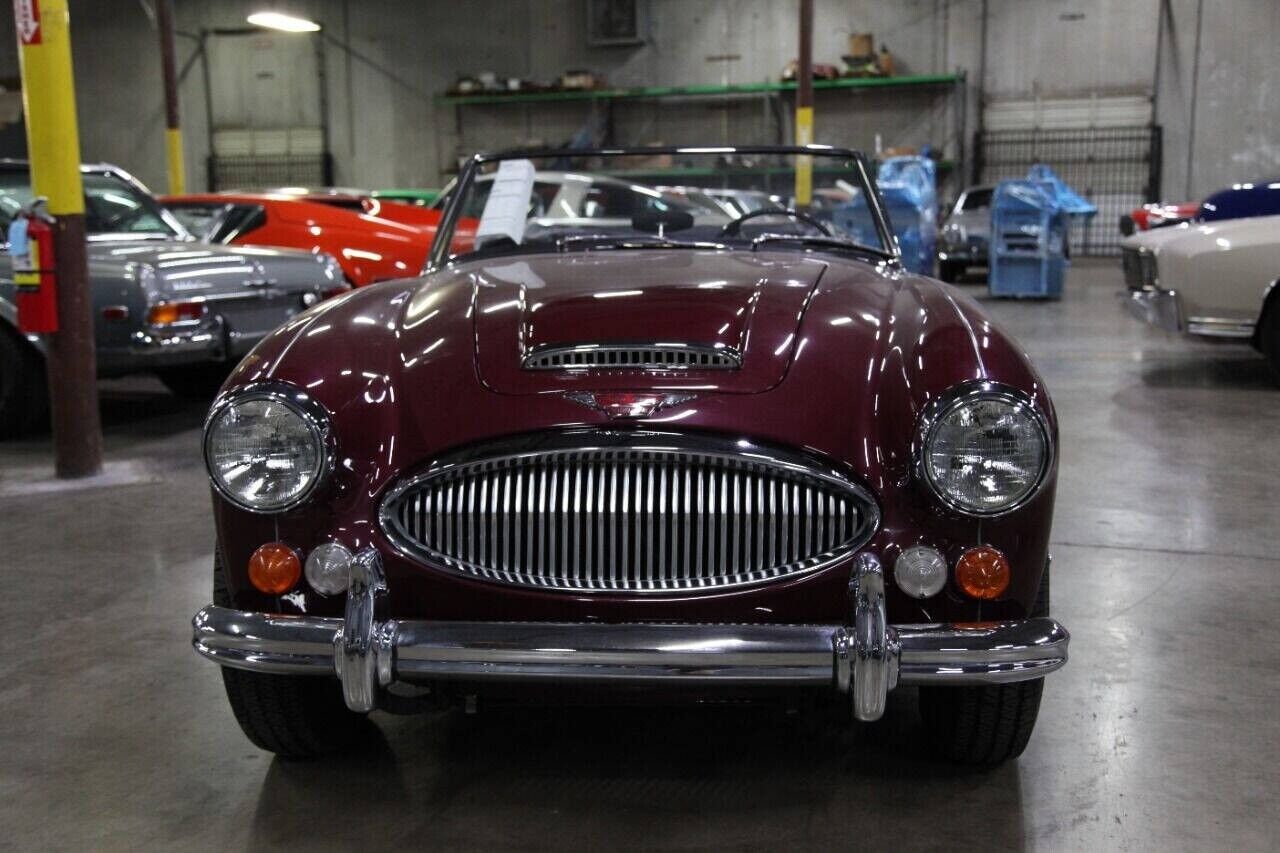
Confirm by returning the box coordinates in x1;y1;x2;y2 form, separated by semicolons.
1025;164;1096;219
831;155;938;275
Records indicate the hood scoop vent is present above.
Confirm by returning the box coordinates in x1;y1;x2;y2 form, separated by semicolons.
523;343;741;371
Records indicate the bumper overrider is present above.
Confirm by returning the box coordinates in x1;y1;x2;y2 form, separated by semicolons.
191;551;1069;721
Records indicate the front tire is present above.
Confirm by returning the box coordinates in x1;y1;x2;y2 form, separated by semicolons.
917;563;1051;765
213;552;371;758
0;325;49;439
1259;296;1280;385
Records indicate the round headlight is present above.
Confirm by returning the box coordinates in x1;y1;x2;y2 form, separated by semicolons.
921;386;1049;515
204;389;329;512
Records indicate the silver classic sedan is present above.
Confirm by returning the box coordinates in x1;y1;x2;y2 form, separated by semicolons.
0;161;348;437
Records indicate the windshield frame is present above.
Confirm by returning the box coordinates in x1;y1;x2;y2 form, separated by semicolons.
82;166;192;240
425;145;898;272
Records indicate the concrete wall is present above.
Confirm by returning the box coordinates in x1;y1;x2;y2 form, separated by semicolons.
1156;0;1280;199
0;0;1274;201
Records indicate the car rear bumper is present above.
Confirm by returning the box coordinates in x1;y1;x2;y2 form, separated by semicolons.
192;551;1069;721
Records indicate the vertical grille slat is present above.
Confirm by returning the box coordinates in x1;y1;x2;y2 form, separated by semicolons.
385;440;873;593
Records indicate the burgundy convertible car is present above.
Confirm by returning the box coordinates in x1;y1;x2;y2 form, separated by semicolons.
191;146;1069;765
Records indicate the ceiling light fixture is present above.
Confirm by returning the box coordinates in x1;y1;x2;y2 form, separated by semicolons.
246;11;322;33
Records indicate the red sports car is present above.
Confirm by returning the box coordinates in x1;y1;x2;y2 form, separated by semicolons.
163;191;475;286
191;146;1069;766
1118;201;1199;236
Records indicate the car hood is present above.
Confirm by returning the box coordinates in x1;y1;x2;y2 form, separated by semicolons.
465;250;827;395
231;248;1051;506
86;238;331;295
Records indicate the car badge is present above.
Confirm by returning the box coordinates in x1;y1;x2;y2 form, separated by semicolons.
563;391;697;419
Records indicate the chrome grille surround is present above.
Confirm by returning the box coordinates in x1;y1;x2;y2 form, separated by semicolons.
379;430;879;594
522;343;741;371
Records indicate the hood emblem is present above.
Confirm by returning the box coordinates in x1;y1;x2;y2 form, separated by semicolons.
564;391;698;419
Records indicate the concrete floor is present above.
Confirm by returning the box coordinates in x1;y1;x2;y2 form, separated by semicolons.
2;260;1278;851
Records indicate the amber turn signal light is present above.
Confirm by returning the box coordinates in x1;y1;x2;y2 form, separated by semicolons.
248;543;302;594
147;300;206;325
955;546;1011;600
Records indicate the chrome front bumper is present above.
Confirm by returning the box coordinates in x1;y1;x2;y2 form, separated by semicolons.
1123;290;1257;339
191;552;1069;722
1124;288;1182;333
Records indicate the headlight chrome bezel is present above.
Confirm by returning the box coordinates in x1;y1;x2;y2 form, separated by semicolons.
202;382;335;514
915;380;1053;518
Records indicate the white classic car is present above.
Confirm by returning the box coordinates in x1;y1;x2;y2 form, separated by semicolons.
1121;214;1280;377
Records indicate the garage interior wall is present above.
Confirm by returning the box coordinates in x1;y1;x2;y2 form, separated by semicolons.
0;0;1275;201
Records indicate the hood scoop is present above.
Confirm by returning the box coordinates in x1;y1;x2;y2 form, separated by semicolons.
523;343;741;371
472;249;827;395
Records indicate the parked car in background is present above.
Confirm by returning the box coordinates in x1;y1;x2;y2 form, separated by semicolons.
657;185;784;220
372;188;442;207
461;170;729;239
1198;179;1280;223
1120;180;1280;237
191;146;1068;766
0;162;347;436
938;185;992;282
255;186;459;234
1122;215;1280;378
1118;201;1199;236
163;192;437;286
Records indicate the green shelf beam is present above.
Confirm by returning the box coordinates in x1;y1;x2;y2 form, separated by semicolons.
438;73;962;106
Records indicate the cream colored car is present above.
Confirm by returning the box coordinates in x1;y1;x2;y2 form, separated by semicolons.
1121;214;1280;376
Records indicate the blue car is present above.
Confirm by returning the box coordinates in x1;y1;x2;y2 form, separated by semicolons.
1199;179;1280;222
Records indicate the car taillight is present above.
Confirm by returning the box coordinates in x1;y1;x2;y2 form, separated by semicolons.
147;300;206;325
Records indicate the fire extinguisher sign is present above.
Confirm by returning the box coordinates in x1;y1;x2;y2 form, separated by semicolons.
14;0;42;45
9;216;39;286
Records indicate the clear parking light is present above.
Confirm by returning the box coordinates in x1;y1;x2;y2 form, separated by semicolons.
922;388;1049;515
305;542;353;595
205;390;328;512
894;545;948;599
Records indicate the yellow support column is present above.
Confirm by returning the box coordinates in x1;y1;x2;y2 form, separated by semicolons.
794;0;814;207
14;0;103;477
165;127;186;194
156;0;185;193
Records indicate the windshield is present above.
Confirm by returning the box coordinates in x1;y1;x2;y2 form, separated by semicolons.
430;148;891;265
0;170;180;239
960;188;993;211
165;202;226;240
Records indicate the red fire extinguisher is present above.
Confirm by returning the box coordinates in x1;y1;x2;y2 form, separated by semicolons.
13;198;59;334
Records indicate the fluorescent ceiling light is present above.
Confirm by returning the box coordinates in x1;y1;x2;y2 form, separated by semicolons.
247;11;321;32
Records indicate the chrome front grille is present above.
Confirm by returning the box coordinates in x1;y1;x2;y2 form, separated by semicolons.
523;344;740;371
380;432;877;593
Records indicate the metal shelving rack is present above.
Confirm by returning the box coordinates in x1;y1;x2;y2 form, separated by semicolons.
438;73;963;106
434;72;967;185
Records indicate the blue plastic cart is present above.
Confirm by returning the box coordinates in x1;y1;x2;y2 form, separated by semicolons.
832;155;938;276
988;180;1069;299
